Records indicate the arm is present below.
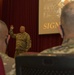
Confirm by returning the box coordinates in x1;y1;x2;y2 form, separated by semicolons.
9;25;16;38
6;63;16;75
1;54;16;75
26;34;31;51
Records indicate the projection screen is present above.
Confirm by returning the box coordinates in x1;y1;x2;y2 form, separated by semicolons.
39;0;74;35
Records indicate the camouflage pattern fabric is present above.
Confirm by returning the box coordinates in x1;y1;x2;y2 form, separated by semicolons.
0;52;15;75
10;29;31;57
39;38;74;56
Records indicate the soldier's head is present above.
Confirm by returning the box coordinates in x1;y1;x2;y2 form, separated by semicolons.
0;20;10;53
60;1;74;39
20;26;25;33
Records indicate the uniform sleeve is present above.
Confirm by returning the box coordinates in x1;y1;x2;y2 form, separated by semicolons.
9;29;16;38
1;54;16;75
26;34;31;51
6;64;16;75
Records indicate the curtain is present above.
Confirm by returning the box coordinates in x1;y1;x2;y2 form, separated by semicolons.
2;0;62;57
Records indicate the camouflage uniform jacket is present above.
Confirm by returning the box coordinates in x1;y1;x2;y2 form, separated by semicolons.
0;52;16;75
10;29;31;51
39;38;74;56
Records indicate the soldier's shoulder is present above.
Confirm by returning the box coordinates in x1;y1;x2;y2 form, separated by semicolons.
40;45;65;53
25;32;30;37
25;32;29;35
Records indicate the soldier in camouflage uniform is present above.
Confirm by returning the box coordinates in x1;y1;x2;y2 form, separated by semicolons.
0;53;15;75
39;1;74;56
0;20;15;75
10;25;31;57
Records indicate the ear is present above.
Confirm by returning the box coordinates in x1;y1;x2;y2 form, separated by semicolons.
7;35;10;43
58;25;64;38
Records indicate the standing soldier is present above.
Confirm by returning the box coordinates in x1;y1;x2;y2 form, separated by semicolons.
10;25;31;57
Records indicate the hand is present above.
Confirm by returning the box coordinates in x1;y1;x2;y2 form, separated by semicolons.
10;25;14;30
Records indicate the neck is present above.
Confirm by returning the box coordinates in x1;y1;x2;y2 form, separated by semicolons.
0;41;6;53
64;33;74;39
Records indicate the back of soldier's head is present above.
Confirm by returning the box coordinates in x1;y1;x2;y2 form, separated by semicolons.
61;1;74;33
0;20;8;40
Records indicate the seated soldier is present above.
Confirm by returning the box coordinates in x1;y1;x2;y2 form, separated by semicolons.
39;1;74;56
0;20;15;75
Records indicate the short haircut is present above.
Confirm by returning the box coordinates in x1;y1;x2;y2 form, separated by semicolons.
61;1;74;33
0;20;8;39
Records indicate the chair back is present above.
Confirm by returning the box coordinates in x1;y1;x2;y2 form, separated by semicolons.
16;55;74;75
